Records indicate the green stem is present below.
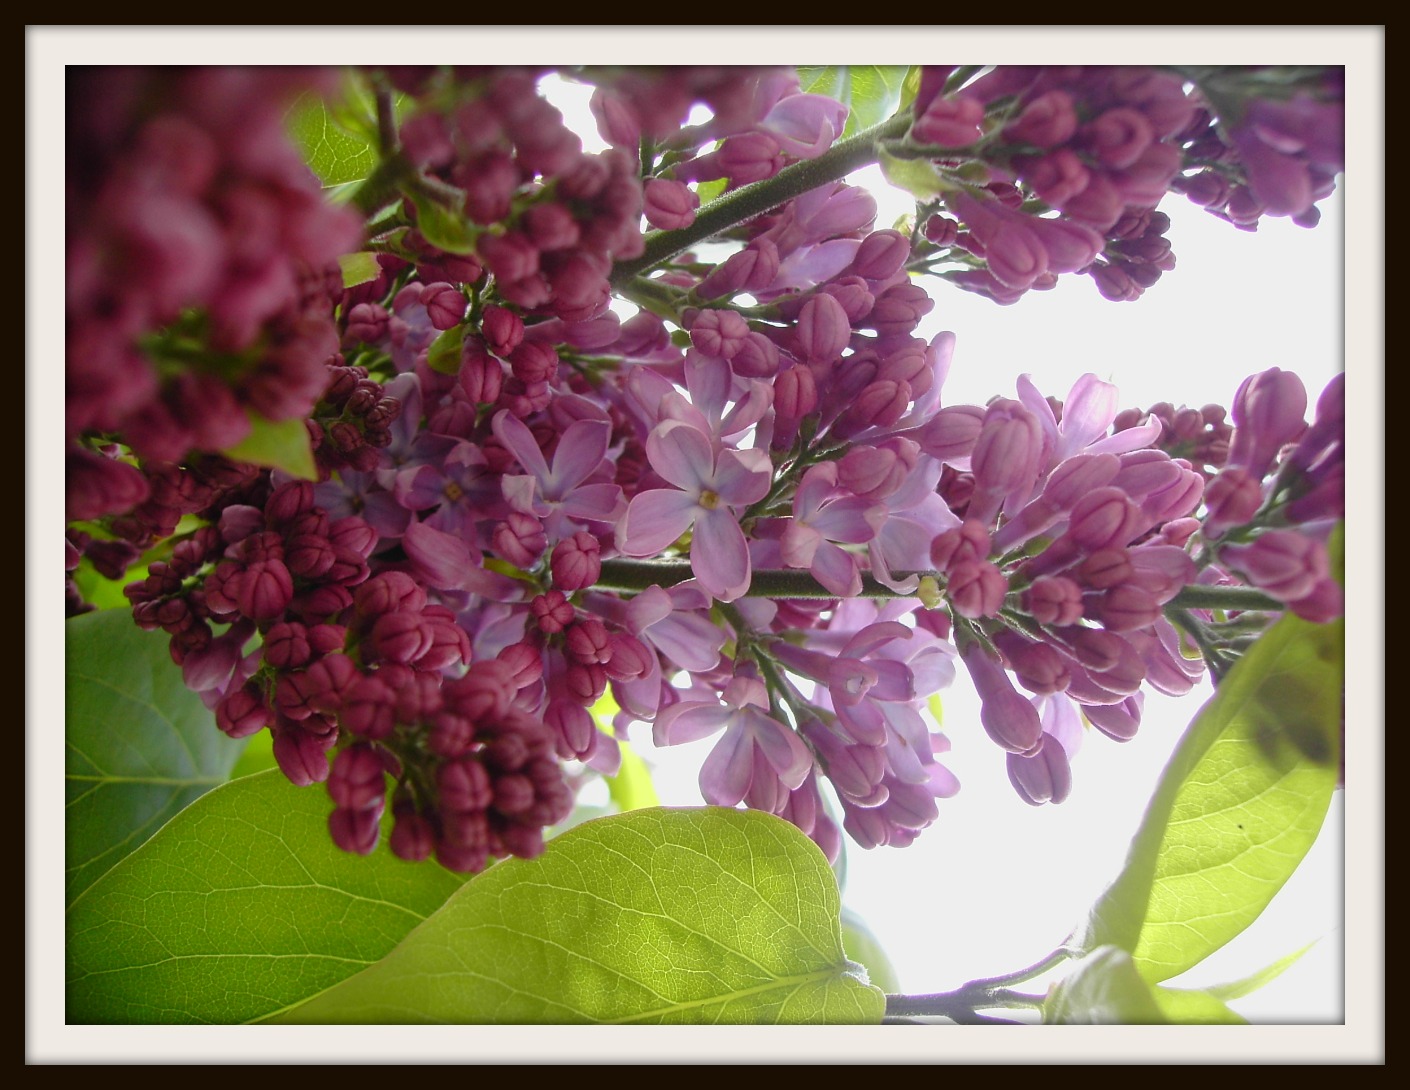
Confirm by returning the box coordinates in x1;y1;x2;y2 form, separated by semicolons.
1167;585;1283;612
594;560;936;599
884;947;1072;1020
609;112;914;286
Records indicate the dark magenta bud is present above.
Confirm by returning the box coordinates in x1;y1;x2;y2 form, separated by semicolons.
551;531;602;591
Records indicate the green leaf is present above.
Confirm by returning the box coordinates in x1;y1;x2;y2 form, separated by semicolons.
66;770;468;1024
285;89;380;188
406;186;479;255
65;610;248;906
1044;945;1169;1024
1077;612;1342;983
694;177;728;207
228;727;277;781
72;558;147;611
338;251;381;289
426;323;465;376
841;908;900;995
273;807;886;1024
1203;941;1316;1002
878;145;955;201
797;66;910;139
1151;986;1246;1024
221;411;316;480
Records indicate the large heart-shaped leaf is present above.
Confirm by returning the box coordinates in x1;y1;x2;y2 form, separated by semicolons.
66;770;468;1024
273;807;885;1024
65;610;246;905
1076;612;1342;983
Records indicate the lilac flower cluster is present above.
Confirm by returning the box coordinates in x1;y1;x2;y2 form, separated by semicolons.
66;68;363;525
902;65;1343;304
66;65;1345;871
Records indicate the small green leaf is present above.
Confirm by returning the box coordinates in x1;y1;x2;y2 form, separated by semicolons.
898;65;923;112
878;145;955;201
1203;941;1317;1002
406;187;478;255
1151;986;1246;1024
285;88;380;188
65;610;247;905
841;908;900;995
273;808;886;1024
221;411;316;480
1044;945;1169;1024
694;177;728;207
1077;613;1342;983
66;770;468;1024
338;251;381;289
797;66;910;139
426;324;465;376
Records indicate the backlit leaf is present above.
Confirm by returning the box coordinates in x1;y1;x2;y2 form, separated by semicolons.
221;412;316;480
1077;613;1342;983
65;610;246;905
66;770;468;1024
274;807;885;1024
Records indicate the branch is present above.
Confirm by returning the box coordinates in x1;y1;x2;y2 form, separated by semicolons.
595;559;934;598
609;112;914;285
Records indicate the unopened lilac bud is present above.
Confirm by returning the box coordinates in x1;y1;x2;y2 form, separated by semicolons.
521;202;581;253
369;611;433;665
924;214;959;247
1067;627;1128;673
690;308;751;360
1084;694;1144;742
273;726;333;787
328;745;389;811
1067;487;1147;551
1007;737;1073;805
961;641;1044;755
772;364;818;422
551;531;602;591
531;590;575;635
1290;577;1344;623
1229;367;1309;476
238;559;294;622
1004;91;1079;148
918;405;985;463
996;632;1072;695
497;641;544;691
420;282;467;331
390;805;435;862
838;439;919;501
1202;467;1264;538
216;685;270;739
847;230;910;281
460;338;504;405
493;512;548;569
481;304;525;358
440;757;493;813
509;341;559;385
946;560;1008;619
643;178;699;231
866;282;933;337
730;332;780;378
355;571;426;617
329;805;382;856
1079;547;1134;590
479;231;539;283
1082;107;1154;169
930;519;992;572
1098;583;1163;632
819;276;875;324
604;632;653;682
913;94;985;147
1024;576;1085;626
835;379;910;437
564;618;612;666
697;240;781;299
263;622;313;670
1221;530;1329;603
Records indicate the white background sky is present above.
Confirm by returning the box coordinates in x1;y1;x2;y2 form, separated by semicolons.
29;27;1382;1064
